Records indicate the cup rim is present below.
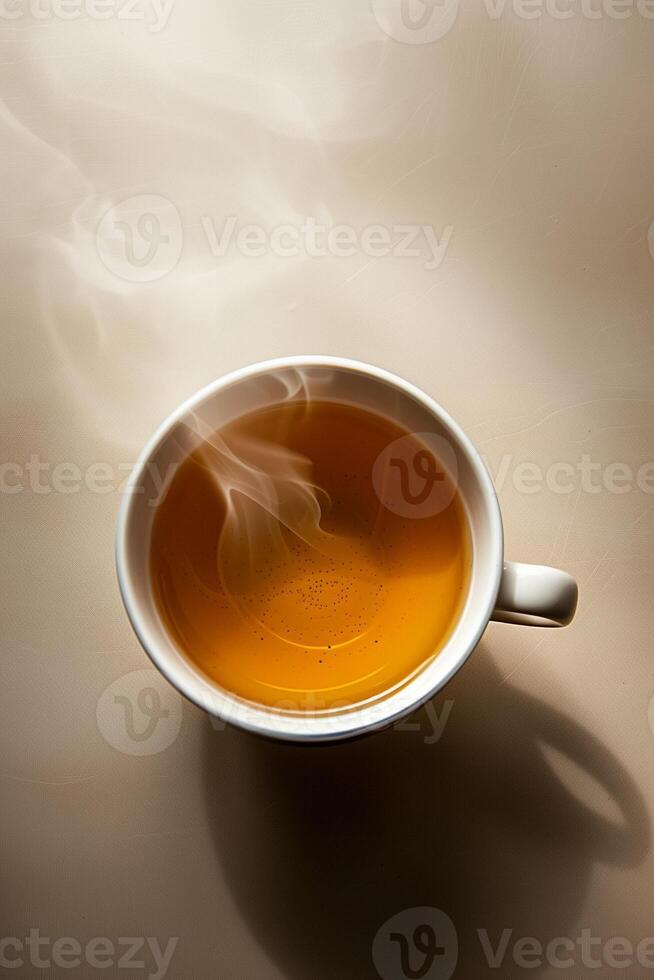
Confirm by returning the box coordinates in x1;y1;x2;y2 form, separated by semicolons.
115;355;504;742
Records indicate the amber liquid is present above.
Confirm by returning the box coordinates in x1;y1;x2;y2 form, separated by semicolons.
150;400;470;711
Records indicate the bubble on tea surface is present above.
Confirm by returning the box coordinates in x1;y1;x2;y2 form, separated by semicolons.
227;527;385;649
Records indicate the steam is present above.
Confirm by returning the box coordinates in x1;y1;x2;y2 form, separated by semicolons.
3;4;389;456
192;413;342;584
186;373;358;636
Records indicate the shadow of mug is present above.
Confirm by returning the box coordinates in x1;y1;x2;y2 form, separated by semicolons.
202;643;649;978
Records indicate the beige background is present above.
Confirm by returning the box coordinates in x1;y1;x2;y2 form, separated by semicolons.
2;1;654;977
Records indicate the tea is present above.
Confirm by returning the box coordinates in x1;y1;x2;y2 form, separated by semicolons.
150;400;470;710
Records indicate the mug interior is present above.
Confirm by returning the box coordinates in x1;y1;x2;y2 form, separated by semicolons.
116;357;503;741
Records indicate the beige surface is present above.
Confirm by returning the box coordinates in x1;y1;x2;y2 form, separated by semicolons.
2;2;654;978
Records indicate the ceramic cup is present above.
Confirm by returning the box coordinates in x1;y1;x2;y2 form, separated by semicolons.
116;356;578;742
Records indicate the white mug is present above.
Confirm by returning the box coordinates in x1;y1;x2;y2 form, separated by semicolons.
116;356;578;743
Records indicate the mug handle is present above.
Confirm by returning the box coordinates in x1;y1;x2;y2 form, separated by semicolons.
491;561;578;627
